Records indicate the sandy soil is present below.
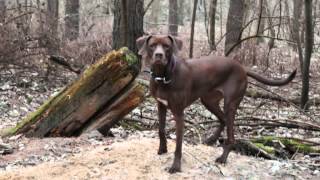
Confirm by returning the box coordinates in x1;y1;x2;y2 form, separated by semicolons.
1;134;318;180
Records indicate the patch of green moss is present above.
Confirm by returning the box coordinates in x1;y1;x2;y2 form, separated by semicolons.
281;138;319;154
254;143;275;154
252;136;275;146
252;136;320;154
120;47;138;66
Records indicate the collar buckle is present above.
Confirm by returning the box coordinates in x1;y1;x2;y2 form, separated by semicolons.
154;76;171;84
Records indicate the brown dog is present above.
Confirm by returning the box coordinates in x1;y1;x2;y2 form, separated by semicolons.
136;35;296;173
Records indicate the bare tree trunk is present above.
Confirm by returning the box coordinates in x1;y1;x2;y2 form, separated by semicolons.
209;0;217;50
301;0;314;110
0;0;5;23
65;0;80;41
150;0;160;28
112;0;144;54
293;0;304;71
47;0;59;55
189;0;198;58
178;0;185;25
256;0;267;44
225;0;245;55
168;0;178;36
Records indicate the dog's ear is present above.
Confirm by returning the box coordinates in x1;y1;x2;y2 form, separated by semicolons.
136;35;152;55
168;35;183;54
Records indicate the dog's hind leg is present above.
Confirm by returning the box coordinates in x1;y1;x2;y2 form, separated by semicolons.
215;96;243;163
200;93;224;145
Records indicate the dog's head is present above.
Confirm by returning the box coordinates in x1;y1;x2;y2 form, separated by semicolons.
136;35;182;71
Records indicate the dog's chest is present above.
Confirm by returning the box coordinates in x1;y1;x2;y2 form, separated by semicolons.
153;87;187;109
154;90;170;107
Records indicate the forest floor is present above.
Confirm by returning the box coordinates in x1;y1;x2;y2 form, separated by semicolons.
1;129;319;180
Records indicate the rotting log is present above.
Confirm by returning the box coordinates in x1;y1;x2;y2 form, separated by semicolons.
1;47;146;137
246;89;320;106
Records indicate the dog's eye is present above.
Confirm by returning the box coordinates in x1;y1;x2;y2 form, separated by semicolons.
163;45;170;50
149;44;156;50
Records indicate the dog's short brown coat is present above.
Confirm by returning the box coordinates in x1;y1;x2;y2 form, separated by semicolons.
136;35;296;173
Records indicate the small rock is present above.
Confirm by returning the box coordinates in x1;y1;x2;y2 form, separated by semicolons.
0;143;13;155
0;83;12;90
169;133;176;139
313;169;319;175
20;107;29;113
9;110;20;117
270;161;282;174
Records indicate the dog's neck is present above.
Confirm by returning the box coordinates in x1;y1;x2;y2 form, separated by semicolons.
151;55;176;84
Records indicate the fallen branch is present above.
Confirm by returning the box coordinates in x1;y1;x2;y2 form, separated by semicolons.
246;88;320;106
49;55;82;74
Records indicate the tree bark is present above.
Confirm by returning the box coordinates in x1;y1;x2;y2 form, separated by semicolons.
256;0;267;44
168;0;178;36
0;0;5;23
46;0;59;55
65;0;80;41
178;0;185;25
225;0;245;55
209;0;217;50
189;0;198;58
292;0;304;71
149;0;160;28
112;0;144;54
1;48;145;137
301;0;314;110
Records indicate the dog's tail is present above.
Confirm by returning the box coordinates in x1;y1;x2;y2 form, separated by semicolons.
247;69;296;86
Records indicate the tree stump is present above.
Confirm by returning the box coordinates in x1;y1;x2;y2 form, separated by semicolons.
2;47;146;137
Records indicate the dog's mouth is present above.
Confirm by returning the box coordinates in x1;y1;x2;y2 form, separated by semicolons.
151;61;167;76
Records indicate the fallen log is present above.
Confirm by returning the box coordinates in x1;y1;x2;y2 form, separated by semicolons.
246;88;320;106
1;47;146;137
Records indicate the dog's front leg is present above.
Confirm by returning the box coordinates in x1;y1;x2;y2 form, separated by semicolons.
158;102;168;155
169;112;184;173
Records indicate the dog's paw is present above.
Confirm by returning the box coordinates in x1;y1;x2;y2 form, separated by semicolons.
157;148;167;155
204;138;216;146
215;156;227;164
168;166;181;174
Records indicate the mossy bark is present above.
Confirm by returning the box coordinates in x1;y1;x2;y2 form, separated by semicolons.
252;136;320;155
2;47;145;137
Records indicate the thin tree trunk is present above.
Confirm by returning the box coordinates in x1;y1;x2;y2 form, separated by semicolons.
209;0;217;50
168;0;178;36
256;0;267;44
225;0;245;55
120;0;128;46
47;0;59;55
112;0;144;54
65;0;80;41
301;0;314;110
178;0;185;25
293;0;303;71
189;0;198;58
0;0;6;23
149;0;160;28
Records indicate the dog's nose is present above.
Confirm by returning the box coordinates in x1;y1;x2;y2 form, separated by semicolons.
155;53;163;59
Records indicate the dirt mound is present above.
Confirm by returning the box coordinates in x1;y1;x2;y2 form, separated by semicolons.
1;134;318;180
